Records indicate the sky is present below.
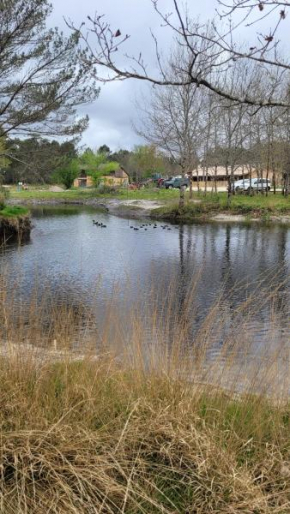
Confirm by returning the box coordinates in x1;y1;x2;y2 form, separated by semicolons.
48;0;215;151
49;0;288;152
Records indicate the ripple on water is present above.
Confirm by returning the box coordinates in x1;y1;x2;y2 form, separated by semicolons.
0;206;290;369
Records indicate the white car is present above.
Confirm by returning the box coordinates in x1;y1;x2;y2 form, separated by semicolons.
233;178;271;193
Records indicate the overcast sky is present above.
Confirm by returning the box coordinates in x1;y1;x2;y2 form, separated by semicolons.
49;0;288;152
47;0;214;151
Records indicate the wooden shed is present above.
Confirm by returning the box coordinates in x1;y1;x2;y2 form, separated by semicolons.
102;167;129;186
73;166;129;188
73;170;93;188
191;166;281;187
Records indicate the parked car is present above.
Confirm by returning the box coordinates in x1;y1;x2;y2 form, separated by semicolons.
165;176;189;189
232;178;271;193
162;177;174;188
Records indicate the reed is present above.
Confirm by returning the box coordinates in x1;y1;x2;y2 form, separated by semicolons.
0;270;289;512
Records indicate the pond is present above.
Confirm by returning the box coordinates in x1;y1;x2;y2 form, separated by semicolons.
1;205;290;378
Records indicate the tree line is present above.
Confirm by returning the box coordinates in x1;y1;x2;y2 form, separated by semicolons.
0;140;178;188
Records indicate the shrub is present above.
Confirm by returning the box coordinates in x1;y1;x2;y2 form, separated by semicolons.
0;186;9;209
53;159;79;189
97;184;117;194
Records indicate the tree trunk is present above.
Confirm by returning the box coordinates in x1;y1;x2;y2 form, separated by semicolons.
204;165;208;196
179;185;185;208
197;167;200;194
284;171;290;197
260;164;265;195
266;159;270;197
179;168;186;209
242;164;245;192
249;166;253;196
231;165;235;202
226;164;232;206
188;170;193;199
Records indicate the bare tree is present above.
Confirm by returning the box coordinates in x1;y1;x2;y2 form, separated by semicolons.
70;0;290;107
199;91;217;196
218;0;289;55
136;50;203;207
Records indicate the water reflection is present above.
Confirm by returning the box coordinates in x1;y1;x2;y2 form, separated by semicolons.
1;206;290;354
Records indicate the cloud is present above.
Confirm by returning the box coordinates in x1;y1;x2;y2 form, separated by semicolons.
77;80;145;151
49;0;177;149
49;0;290;150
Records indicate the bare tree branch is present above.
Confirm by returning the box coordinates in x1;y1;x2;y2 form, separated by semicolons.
69;0;290;107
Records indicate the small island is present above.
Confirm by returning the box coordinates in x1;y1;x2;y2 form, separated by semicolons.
0;205;31;242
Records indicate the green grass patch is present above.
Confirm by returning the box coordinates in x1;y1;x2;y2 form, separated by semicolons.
152;198;221;221
116;187;180;201
152;192;290;221
0;205;29;217
10;188;100;201
194;191;290;214
222;192;290;214
9;186;180;202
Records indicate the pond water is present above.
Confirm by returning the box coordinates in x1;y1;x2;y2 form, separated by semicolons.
1;205;290;372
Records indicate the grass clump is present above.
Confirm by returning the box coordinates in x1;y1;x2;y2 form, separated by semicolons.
152;198;221;221
0;354;290;513
0;205;29;217
152;192;290;221
0;272;290;512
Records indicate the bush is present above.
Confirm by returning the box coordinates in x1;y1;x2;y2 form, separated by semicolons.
53;159;79;189
97;184;117;194
0;186;9;209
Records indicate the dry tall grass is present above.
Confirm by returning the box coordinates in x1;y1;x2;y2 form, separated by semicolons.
0;271;290;512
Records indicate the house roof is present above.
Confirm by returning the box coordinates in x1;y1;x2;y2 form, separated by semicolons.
77;165;129;179
114;166;129;178
191;166;253;177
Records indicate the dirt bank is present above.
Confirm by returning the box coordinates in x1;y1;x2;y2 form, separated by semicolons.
0;214;31;242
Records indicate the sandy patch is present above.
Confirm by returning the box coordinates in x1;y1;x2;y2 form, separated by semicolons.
48;186;65;192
